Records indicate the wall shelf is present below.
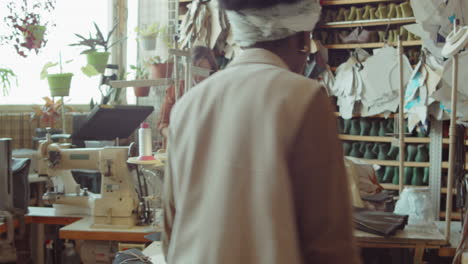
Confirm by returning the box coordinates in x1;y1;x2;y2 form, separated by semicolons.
320;17;416;28
439;212;462;221
339;134;430;143
346;157;430;167
380;184;457;195
322;0;403;6
324;40;422;49
334;112;396;118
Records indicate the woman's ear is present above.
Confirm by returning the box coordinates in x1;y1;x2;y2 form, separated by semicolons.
297;31;311;54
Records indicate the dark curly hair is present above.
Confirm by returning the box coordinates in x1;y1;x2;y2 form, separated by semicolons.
218;0;302;11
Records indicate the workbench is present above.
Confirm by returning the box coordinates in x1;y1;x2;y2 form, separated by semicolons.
1;207;158;264
1;211;465;263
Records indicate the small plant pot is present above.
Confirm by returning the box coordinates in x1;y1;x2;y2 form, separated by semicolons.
133;86;150;97
140;36;157;50
47;73;73;97
86;52;110;74
151;63;173;79
24;25;46;49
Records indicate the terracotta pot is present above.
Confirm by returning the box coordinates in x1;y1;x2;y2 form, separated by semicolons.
133;86;150;97
151;63;174;79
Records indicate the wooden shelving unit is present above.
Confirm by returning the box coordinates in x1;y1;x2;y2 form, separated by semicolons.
439;212;462;221
319;17;416;29
381;184;457;195
325;40;422;49
355;159;430;167
339;134;430;143
334;112;396;118
322;0;403;6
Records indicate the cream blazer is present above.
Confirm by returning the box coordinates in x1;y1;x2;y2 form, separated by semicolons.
163;48;360;264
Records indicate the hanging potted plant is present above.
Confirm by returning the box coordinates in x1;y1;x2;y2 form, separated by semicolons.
0;68;17;96
145;56;174;79
135;23;165;51
69;22;120;76
40;54;73;97
1;0;56;57
129;64;150;97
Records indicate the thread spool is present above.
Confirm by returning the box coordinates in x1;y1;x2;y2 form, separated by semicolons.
138;122;155;161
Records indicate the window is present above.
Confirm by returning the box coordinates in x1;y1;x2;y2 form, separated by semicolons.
0;0;111;105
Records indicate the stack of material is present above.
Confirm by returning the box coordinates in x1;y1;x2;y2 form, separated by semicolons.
179;0;212;49
331;46;413;118
354;209;409;237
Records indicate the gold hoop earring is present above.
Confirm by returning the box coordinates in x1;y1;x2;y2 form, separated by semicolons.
299;45;310;54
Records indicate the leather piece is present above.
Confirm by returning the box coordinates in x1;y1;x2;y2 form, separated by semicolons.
354;209;408;237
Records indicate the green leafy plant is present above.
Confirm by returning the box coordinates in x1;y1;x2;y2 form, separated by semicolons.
129;64;148;80
0;68;17;96
40;56;73;79
31;97;75;128
135;23;165;38
69;22;120;54
143;56;164;66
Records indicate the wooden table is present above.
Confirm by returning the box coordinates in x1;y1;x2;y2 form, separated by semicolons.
59;217;158;242
356;221;465;264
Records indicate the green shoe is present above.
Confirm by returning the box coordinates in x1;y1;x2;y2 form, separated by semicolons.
350;142;363;158
400;27;409;41
396;5;403;18
364;143;377;159
377;4;389;19
382;166;395;183
362;5;372;20
343;142;352;156
378;119;387;136
343;9;351;21
370;7;378;20
412;167;424;185
415;144;429;162
356;7;364;21
369;120;380;136
392;168;400;185
343;118;352;134
400;1;414;17
406;144;418;161
404;167;413;185
324;9;337;23
423;167;429;185
350;119;361;135
360;118;371;136
319;31;328;44
336;8;346;22
388;30;395;43
378;143;390;160
369;31;379;43
348;6;357;21
376;167;385;182
387;145;399;160
387;3;398;18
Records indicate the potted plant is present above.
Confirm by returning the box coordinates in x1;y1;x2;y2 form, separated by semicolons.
40;55;73;97
0;68;17;96
31;97;74;131
1;0;56;57
129;64;150;97
144;56;173;79
70;22;120;75
135;23;165;51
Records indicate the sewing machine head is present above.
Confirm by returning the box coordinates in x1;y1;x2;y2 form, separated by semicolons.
38;138;143;228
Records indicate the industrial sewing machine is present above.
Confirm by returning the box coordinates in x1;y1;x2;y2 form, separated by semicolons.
37;105;154;228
